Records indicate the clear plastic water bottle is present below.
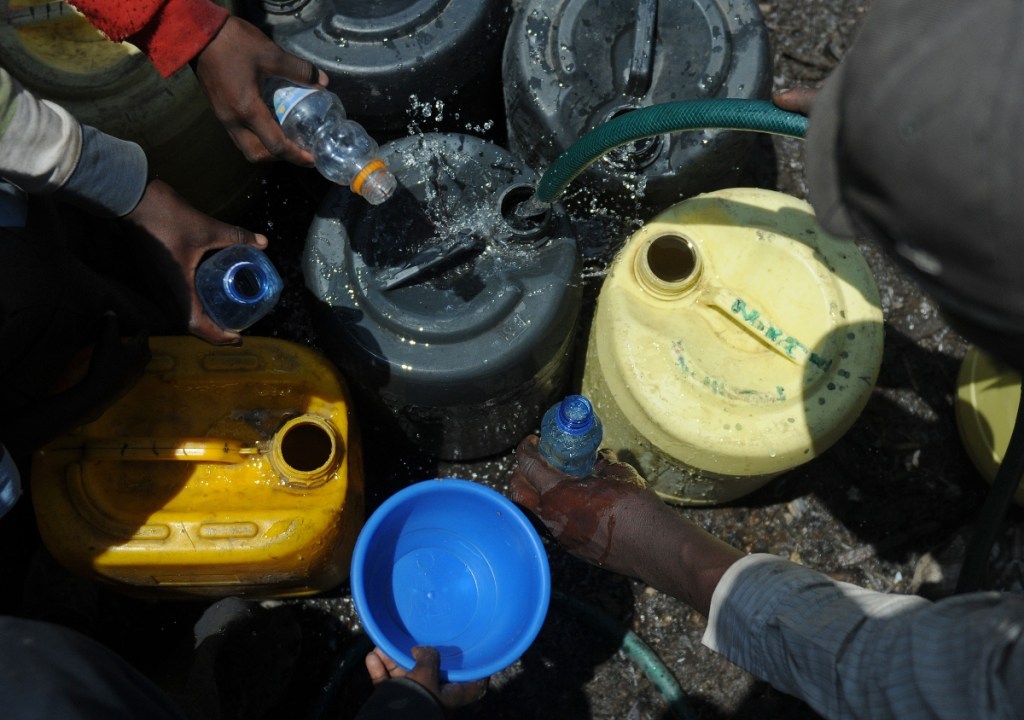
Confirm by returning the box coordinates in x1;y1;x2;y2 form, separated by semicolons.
537;394;603;478
0;443;22;519
196;246;283;333
265;78;397;205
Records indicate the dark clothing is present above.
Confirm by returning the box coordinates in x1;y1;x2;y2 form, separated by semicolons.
805;0;1024;373
0;607;443;720
354;678;445;720
0;196;172;454
0;616;188;720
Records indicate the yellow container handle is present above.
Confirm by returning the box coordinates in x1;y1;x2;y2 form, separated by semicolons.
701;286;832;372
82;438;260;464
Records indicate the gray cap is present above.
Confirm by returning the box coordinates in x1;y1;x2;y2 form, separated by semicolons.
806;0;1024;337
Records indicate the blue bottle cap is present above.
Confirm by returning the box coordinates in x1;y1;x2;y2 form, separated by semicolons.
556;395;595;435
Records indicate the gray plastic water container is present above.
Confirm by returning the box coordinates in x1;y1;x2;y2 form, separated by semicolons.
249;0;512;142
503;0;772;214
303;133;582;460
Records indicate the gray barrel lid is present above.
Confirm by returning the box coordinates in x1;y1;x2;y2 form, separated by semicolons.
251;0;511;141
503;0;772;212
303;133;581;410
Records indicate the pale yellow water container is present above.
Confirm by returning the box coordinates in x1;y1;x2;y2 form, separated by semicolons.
0;0;256;220
581;188;884;505
955;346;1024;507
31;337;364;598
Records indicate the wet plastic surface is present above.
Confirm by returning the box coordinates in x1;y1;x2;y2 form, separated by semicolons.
249;0;512;143
304;133;582;461
504;0;772;214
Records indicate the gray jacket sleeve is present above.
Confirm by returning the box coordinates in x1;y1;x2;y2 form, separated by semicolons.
0;67;147;217
703;553;1024;720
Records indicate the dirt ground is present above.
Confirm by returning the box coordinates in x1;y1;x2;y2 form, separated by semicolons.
8;1;1024;719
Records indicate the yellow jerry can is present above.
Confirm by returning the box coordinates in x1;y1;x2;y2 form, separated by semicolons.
582;188;884;505
31;336;364;598
955;345;1024;507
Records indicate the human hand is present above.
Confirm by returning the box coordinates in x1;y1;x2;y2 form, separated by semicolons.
122;179;268;345
511;435;744;614
510;435;678;579
365;646;488;712
772;87;819;116
193;16;328;165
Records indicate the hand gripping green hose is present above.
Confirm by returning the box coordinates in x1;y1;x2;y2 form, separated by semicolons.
533;98;809;205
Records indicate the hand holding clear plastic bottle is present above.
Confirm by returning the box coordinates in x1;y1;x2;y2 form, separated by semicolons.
264;78;396;205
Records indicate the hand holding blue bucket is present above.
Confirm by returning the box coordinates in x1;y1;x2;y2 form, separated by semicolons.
350;478;551;682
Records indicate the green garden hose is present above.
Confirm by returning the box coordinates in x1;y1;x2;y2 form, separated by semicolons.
529;95;1020;594
553;590;697;720
532;98;809;205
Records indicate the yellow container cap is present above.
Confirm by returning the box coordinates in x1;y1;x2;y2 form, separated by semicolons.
582;188;884;504
955;345;1024;506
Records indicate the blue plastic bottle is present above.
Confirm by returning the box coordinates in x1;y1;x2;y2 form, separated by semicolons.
196;246;283;332
537;395;603;478
0;443;21;519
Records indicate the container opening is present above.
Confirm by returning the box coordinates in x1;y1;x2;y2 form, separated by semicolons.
279;421;334;473
225;262;269;304
603;105;663;171
647;235;699;283
500;183;550;239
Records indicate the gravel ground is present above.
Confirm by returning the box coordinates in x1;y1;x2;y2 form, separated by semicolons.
15;2;1024;719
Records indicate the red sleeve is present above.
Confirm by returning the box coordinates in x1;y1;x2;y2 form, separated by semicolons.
69;0;230;78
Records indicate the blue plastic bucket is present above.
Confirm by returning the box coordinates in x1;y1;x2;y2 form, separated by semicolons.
351;478;550;681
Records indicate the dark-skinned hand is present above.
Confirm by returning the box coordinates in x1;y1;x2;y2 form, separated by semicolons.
772;87;819;116
365;646;488;712
122;179;268;345
511;434;745;616
193;16;328;165
510;435;680;579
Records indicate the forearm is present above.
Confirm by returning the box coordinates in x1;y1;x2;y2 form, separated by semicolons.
703;555;1024;720
0;70;146;217
635;510;745;616
0;70;79;194
69;0;229;78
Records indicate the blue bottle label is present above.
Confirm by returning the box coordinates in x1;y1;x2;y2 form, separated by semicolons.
272;85;318;123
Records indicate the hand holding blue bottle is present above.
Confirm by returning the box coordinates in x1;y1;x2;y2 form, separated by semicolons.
196;246;283;333
122;179;269;345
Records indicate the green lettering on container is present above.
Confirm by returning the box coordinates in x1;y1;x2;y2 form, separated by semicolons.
728;296;832;372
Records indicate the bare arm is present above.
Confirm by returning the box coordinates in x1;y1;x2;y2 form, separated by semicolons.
510;435;743;616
